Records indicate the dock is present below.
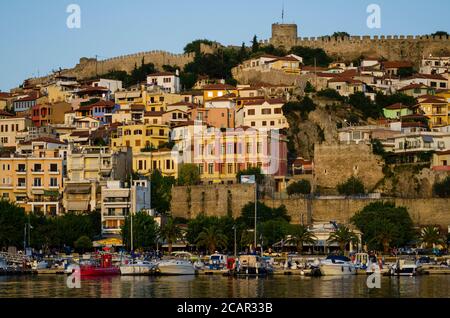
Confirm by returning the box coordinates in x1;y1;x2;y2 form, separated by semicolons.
36;269;65;275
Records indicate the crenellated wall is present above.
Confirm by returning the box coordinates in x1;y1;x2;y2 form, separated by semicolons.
263;31;450;63
27;50;195;86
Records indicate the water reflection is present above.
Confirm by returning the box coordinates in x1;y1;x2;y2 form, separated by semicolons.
0;275;449;298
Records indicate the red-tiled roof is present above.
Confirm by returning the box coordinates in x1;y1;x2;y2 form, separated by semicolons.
144;111;165;117
408;73;447;81
382;61;414;69
148;72;177;77
242;98;286;106
202;84;236;90
167;101;197;108
20;137;66;145
0;110;14;117
385;103;409;110
398;83;429;91
419;97;448;104
130;104;145;111
265;56;299;63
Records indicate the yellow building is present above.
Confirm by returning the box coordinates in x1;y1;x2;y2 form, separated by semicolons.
143;89;185;112
266;56;301;74
202;84;238;102
0;139;65;215
418;95;449;127
111;123;170;153
133;148;178;178
0;116;33;148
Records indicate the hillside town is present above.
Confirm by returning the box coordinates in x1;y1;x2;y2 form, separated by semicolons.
0;23;450;273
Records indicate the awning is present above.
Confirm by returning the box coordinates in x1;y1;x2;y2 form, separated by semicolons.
93;237;123;247
66;201;89;211
423;136;434;143
66;185;91;194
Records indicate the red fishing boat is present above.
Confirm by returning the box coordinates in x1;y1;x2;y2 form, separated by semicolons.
80;254;120;277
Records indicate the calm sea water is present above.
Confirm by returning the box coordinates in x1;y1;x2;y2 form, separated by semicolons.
0;275;449;298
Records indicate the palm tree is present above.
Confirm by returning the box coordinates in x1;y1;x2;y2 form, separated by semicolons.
420;226;443;249
159;218;181;254
327;226;359;254
196;226;228;254
288;225;317;254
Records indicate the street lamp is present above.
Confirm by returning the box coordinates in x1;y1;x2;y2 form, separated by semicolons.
232;225;237;257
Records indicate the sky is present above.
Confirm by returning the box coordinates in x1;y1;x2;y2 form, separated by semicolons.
0;0;449;91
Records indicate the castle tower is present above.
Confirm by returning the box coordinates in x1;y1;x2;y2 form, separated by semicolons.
271;23;298;49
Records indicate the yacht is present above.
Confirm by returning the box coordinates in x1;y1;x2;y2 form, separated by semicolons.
156;252;196;275
0;257;7;272
320;255;356;276
388;259;422;276
120;259;156;275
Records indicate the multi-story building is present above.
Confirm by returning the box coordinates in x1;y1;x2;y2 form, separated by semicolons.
100;179;151;236
235;98;288;130
418;95;449;127
31;102;73;127
202;84;238;102
111;123;170;153
147;72;180;94
0;138;66;215
0;116;33;148
420;56;450;75
133;148;179;178
63;146;132;212
392;132;450;154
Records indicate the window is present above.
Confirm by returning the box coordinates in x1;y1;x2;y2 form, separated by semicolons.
135;140;141;147
443;160;448;166
50;163;58;172
166;160;171;170
33;164;42;172
227;143;234;154
262;109;271;115
208;163;214;174
430;81;437;88
2;193;9;200
247;143;252;154
50;178;58;187
18;178;26;187
159;129;165;136
262;121;267;126
227;163;233;174
207;92;213;98
251;121;255;127
33;178;42;187
198;164;204;175
440;82;447;88
257;142;262;154
138;160;143;170
270;121;275;126
274;108;282;114
248;109;255;116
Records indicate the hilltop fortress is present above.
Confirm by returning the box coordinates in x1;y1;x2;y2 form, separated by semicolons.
267;23;450;63
26;22;450;86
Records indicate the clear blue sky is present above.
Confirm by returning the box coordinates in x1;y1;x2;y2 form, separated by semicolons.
1;0;449;91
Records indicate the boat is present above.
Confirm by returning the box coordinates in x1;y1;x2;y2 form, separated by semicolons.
120;259;156;275
234;255;272;276
79;254;120;277
208;253;228;270
388;259;422;276
0;257;7;272
33;260;49;270
319;255;356;276
156;252;196;275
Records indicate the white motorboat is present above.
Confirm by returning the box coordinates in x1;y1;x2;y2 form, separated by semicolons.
120;260;156;275
388;260;422;276
0;257;7;271
320;255;356;276
157;252;195;275
208;253;228;270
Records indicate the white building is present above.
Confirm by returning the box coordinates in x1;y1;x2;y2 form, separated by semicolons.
235;98;288;130
92;79;123;94
147;71;180;94
420;56;450;75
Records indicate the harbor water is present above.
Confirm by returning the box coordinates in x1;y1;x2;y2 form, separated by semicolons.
0;275;449;298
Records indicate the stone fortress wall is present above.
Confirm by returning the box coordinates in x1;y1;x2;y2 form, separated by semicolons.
265;23;450;63
27;50;195;86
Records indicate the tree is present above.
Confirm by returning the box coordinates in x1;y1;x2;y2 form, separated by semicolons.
289;46;333;67
420;226;444;249
431;31;449;37
178;164;200;186
282;97;317;119
238;202;290;228
327;226;359;254
121;212;158;250
0;201;26;248
150;169;176;214
351;202;415;252
159;218;182;254
304;81;316;93
433;176;450;198
184;39;214;55
258;219;291;247
332;32;350;38
337;176;365;196
375;92;417;110
397;67;415;78
238;42;248;61
288;225;317;253
317;89;346;101
286;180;311;196
196;225;228;254
74;236;93;254
348;92;380;119
251;35;260;53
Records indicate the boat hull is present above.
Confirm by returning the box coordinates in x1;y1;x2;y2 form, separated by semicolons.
120;265;154;276
80;266;120;277
320;263;356;276
157;263;195;275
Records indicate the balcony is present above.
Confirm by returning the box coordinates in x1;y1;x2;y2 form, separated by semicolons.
31;169;44;174
49;170;60;175
16;169;27;174
17;183;26;189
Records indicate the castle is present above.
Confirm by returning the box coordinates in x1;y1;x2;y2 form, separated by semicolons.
267;23;450;64
27;22;450;86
